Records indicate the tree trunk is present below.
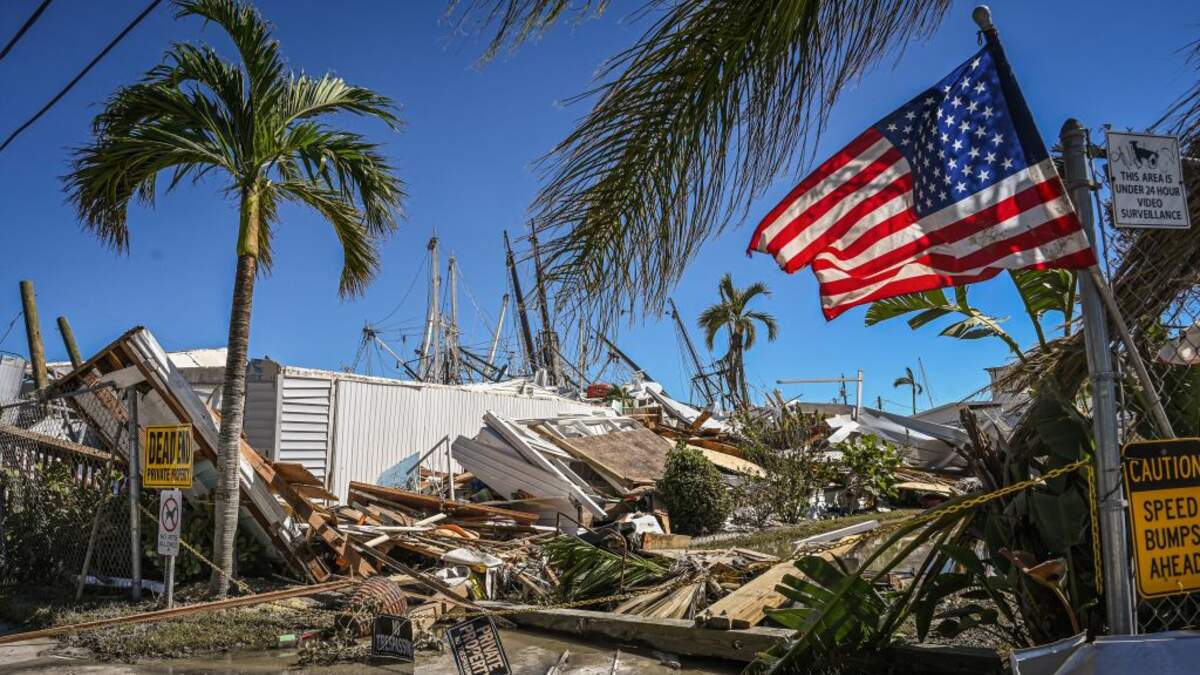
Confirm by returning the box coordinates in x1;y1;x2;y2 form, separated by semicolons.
210;251;258;597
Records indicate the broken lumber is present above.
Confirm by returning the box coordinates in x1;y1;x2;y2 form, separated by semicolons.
348;481;538;524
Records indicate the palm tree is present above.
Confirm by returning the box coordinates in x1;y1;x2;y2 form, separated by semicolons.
450;0;952;327
698;274;778;407
64;0;404;596
892;366;923;415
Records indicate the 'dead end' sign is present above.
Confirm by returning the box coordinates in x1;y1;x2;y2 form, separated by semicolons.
143;424;193;489
370;614;413;662
1122;439;1200;598
445;616;511;675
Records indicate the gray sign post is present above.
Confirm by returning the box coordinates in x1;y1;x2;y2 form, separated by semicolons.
1059;118;1136;634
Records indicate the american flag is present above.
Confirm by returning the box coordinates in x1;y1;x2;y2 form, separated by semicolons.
748;46;1096;319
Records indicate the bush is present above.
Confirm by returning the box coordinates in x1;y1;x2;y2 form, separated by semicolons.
656;442;730;535
835;434;903;510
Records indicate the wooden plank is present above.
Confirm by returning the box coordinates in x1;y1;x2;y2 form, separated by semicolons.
641;533;693;550
272;461;324;486
551;428;673;486
0;424;121;464
700;540;858;629
348;480;539;524
487;604;790;663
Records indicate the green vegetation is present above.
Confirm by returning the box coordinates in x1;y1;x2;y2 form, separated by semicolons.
656;442;732;535
543;536;669;601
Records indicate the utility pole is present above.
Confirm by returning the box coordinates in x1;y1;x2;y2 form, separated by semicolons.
56;316;83;369
485;293;509;379
418;237;440;381
447;256;460;384
18;280;47;390
577;315;588;397
528;228;561;386
1060;115;1135;635
668;298;717;406
504;231;539;376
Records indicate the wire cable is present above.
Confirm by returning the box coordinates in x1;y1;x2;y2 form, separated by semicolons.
0;0;53;61
0;310;23;349
0;0;163;154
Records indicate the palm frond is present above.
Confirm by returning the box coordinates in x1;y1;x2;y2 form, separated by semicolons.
447;0;608;62
175;0;285;106
283;74;403;130
515;0;950;327
863;289;954;327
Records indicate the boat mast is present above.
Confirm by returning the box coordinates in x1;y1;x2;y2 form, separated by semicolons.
486;293;509;379
669;298;716;406
504;231;539;377
417;236;439;380
528;228;561;386
447;255;460;383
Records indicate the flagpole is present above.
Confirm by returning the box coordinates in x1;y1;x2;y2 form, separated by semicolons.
973;4;1137;635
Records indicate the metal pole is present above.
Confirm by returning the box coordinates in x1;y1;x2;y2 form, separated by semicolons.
447;255;459;383
1060;117;1135;634
127;388;142;601
165;554;175;608
486;293;509;377
854;369;863;421
18;280;47;390
56;316;83;369
418;237;439;379
505;231;539;376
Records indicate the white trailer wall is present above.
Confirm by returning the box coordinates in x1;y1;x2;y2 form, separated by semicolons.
326;375;598;501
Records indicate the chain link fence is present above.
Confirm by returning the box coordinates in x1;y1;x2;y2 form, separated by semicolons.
0;385;139;591
1096;131;1200;633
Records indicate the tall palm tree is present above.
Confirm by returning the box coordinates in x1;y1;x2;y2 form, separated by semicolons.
450;0;952;327
893;366;923;415
698;274;778;407
64;0;405;596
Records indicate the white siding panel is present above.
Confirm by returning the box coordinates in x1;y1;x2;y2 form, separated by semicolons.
277;375;332;481
329;380;598;501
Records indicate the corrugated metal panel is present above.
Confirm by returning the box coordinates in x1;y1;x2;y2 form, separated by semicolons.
328;379;598;501
0;354;26;400
278;374;333;482
178;360;277;454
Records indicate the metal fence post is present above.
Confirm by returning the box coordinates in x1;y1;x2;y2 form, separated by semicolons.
127;388;142;601
1060;118;1135;634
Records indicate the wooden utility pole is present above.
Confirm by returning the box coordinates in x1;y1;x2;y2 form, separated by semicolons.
56;316;83;369
504;231;539;376
18;280;48;390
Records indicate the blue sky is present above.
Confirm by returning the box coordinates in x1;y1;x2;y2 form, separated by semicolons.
0;1;1195;411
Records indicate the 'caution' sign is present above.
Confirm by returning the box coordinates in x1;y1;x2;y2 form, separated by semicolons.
1122;439;1200;598
143;425;194;489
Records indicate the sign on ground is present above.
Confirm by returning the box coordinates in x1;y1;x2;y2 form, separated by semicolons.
1122;439;1200;598
1106;130;1190;229
157;488;182;556
371;614;414;662
445;616;511;675
143;424;193;489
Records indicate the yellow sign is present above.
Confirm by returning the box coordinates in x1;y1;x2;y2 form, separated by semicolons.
1122;439;1200;598
143;424;194;489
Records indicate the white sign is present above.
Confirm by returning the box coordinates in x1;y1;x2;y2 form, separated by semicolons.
1107;130;1190;229
157;489;182;556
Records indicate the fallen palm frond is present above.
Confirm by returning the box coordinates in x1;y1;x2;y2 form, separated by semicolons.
542;535;670;601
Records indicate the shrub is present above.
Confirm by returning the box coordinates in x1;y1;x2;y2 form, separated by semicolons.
835;434;903;510
656;442;730;535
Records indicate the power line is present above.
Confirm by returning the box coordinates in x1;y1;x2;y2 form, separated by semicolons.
0;0;163;154
0;0;53;61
